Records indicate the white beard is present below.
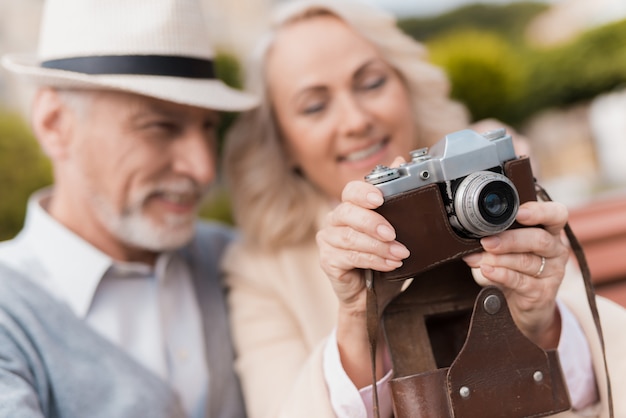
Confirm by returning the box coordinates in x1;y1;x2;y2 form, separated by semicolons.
90;178;206;252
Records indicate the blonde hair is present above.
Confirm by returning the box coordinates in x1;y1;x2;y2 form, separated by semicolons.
223;0;469;250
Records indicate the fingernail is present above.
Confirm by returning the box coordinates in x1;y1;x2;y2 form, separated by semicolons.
386;259;403;268
390;243;410;259
516;207;531;221
463;253;482;264
481;236;500;249
367;192;384;206
481;264;495;274
377;224;395;241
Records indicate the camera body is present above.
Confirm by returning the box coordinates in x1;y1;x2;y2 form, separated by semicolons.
366;128;521;239
365;128;537;280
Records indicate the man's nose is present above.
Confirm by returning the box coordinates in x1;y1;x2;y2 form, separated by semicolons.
172;132;216;186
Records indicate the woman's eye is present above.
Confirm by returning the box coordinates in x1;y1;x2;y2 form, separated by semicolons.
361;75;387;91
302;101;326;115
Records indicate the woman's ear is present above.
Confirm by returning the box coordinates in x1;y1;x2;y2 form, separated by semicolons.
31;88;72;160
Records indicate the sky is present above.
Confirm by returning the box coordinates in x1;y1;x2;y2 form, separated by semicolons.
359;0;555;17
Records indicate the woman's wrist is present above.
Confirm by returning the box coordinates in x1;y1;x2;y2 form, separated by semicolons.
336;307;386;388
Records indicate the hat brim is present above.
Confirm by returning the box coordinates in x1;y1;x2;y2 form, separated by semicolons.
2;53;258;112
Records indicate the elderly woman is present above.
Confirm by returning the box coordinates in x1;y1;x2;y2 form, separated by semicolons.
222;1;622;417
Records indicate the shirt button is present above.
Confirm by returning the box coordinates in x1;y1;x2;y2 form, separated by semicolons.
178;349;189;361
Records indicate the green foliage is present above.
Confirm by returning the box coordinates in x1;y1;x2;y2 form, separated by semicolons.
0;111;52;241
214;50;245;155
398;2;549;44
198;186;234;226
215;51;244;89
427;29;527;124
521;19;626;116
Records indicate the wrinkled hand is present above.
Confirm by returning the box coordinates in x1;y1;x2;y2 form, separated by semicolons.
463;201;570;348
316;180;410;316
317;178;410;387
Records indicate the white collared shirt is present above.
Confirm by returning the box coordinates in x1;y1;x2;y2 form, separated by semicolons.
0;189;208;418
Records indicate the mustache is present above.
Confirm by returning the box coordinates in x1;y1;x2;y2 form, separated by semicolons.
130;177;210;208
152;178;208;196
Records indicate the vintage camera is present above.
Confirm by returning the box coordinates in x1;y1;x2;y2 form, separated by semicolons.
364;128;538;280
366;128;521;239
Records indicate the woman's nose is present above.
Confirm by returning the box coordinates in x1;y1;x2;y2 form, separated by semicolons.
338;95;373;137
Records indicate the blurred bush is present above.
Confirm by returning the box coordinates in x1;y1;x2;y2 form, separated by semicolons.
198;186;234;226
399;2;549;44
521;19;626;117
214;50;244;154
427;29;527;124
0;110;52;241
200;50;243;225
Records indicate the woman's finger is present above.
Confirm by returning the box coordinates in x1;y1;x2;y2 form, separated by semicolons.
341;180;385;209
317;225;408;264
326;200;397;242
515;201;568;236
480;227;566;259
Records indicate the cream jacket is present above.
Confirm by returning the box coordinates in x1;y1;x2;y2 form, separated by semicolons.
223;238;625;418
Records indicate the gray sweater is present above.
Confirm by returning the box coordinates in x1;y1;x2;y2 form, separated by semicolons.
0;223;246;418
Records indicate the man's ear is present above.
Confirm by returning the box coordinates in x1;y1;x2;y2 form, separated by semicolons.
31;88;73;160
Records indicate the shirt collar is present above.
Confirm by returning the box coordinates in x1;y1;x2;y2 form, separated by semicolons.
20;188;130;317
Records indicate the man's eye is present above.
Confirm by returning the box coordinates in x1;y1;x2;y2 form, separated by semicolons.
204;114;220;130
145;121;180;136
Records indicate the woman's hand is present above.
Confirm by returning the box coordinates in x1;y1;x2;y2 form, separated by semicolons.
316;180;409;315
316;179;409;387
463;200;570;349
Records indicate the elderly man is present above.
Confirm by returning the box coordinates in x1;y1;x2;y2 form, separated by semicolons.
0;0;257;416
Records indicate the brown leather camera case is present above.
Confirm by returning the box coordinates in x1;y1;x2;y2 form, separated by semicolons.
368;157;571;417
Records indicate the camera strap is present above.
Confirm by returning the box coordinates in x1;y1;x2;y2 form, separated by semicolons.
535;183;614;417
364;182;614;417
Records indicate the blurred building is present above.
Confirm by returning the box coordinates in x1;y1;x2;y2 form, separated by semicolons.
0;0;42;108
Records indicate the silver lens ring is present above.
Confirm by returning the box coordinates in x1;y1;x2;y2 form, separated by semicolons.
454;171;520;237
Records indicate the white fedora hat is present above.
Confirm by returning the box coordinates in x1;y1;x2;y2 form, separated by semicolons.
2;0;258;112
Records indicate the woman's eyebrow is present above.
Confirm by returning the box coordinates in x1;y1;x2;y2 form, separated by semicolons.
292;85;327;106
353;58;384;78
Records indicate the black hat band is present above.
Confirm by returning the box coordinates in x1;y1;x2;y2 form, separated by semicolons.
41;55;216;79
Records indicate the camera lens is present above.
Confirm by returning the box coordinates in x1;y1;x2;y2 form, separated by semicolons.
479;182;517;222
483;191;508;217
453;171;520;238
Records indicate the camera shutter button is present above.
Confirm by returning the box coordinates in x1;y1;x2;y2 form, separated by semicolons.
410;147;430;162
481;128;507;141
